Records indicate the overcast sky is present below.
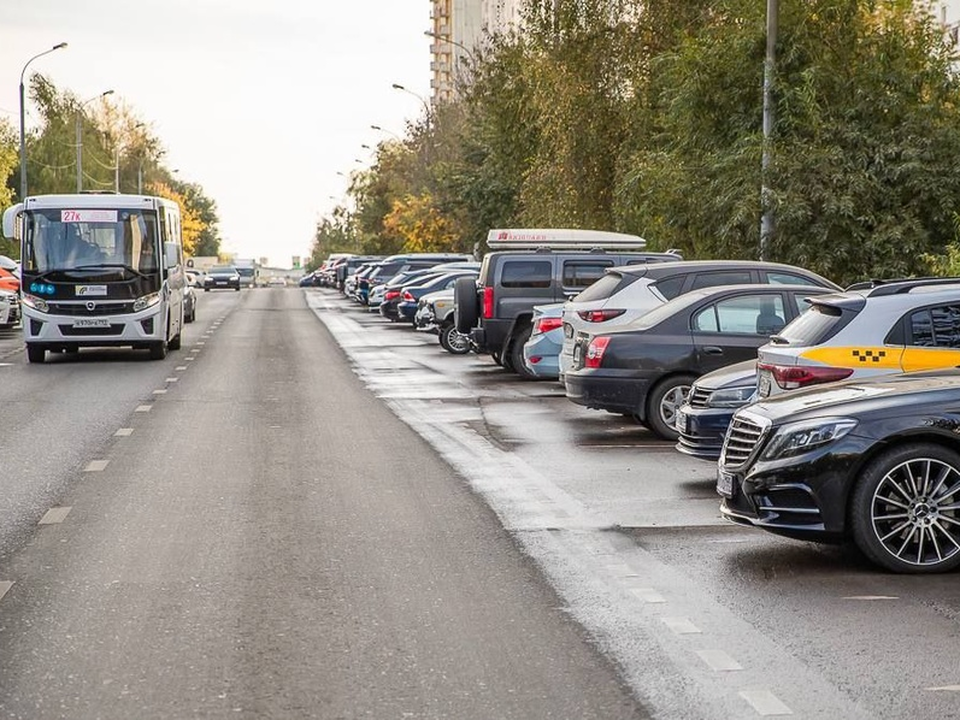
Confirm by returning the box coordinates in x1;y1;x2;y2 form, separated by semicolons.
0;0;431;268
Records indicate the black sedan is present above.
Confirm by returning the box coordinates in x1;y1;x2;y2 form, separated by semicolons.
675;359;758;460
565;284;832;440
718;369;960;573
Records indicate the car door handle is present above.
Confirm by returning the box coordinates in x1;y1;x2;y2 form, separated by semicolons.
702;346;724;355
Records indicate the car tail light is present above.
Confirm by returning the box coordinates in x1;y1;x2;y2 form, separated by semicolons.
577;309;626;323
402;291;415;302
585;336;611;368
534;316;563;334
760;363;855;390
482;287;494;319
384;290;401;301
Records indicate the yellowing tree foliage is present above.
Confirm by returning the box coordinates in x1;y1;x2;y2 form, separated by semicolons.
148;181;203;256
383;194;459;253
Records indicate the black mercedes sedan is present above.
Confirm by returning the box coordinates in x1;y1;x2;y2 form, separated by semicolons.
564;284;832;439
718;370;960;574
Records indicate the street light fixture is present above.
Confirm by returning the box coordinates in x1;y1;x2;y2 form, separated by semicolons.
423;29;476;63
18;42;67;199
76;89;114;192
370;124;402;141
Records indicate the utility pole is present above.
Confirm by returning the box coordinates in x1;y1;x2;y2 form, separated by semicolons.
759;0;778;261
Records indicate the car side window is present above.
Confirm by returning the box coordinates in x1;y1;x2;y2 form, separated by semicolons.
500;260;552;288
561;260;613;289
765;271;821;286
690;270;754;290
693;294;786;335
908;305;960;348
653;276;685;300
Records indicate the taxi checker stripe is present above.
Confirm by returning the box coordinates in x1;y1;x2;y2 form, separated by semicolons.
852;349;886;363
799;347;902;368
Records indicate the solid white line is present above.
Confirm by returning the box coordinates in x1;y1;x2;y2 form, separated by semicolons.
114;428;133;437
0;581;12;601
661;617;701;634
629;588;666;604
739;690;793;716
39;507;71;525
696;649;743;672
926;685;960;692
152;389;167;395
135;404;152;412
84;459;110;472
842;596;899;601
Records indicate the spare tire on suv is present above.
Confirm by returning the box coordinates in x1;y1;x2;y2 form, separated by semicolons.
454;276;479;334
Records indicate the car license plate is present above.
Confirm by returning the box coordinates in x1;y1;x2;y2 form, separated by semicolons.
676;408;689;434
758;369;772;398
573;344;582;366
72;318;110;328
717;469;736;498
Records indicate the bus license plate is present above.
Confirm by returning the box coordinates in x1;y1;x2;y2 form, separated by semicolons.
717;469;736;498
72;318;111;328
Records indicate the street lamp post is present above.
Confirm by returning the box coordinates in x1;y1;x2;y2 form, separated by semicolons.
759;0;778;260
18;42;67;199
391;84;431;162
76;90;114;192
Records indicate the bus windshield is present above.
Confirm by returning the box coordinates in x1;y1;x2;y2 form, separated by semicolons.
23;208;160;275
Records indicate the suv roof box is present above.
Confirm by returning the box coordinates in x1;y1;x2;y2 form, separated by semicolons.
487;228;646;250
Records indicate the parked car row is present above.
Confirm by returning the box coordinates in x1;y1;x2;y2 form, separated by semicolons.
310;233;960;573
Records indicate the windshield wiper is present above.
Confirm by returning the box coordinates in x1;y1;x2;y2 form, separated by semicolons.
73;263;148;278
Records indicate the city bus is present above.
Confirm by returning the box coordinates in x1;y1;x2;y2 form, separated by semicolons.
1;193;186;363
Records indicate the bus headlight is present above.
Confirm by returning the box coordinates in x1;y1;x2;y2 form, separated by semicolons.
133;292;162;312
21;294;49;313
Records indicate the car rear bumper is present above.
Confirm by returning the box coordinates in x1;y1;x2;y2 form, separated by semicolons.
564;370;649;415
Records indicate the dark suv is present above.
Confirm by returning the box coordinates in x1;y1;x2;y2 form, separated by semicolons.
356;253;473;305
455;246;680;377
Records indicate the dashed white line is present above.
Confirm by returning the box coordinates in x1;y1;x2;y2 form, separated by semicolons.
927;685;960;692
185;357;195;362
135;404;152;412
39;507;71;525
165;377;178;382
661;616;701;634
196;342;205;346
696;649;743;672
842;595;899;601
629;588;666;604
175;366;187;371
114;428;134;437
739;690;793;716
84;459;110;472
152;389;167;395
0;581;13;601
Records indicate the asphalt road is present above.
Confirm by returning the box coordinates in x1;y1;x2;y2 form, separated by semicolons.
305;289;960;720
0;289;643;719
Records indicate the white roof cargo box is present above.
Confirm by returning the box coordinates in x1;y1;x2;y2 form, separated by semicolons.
486;228;647;250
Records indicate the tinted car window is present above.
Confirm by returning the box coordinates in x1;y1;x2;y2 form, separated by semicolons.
909;305;960;348
562;260;613;289
573;272;635;302
777;303;845;345
500;261;552;288
693;295;785;334
653;275;685;300
765;271;822;287
690;270;754;290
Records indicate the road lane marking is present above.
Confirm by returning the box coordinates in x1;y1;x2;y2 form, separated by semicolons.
629;588;666;603
135;404;152;412
152;389;167;395
165;377;178;382
842;596;899;601
927;685;960;692
661;617;701;634
604;563;636;576
39;507;71;525
114;428;133;437
84;460;110;472
185;357;195;362
0;581;12;601
696;649;743;672
739;690;793;716
176;366;187;371
196;342;205;346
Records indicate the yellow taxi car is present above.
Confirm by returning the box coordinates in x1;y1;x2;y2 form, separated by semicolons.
757;278;960;398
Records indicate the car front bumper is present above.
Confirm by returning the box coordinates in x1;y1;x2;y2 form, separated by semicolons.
675;405;737;461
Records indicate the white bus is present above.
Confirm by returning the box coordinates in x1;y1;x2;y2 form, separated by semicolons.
2;194;186;363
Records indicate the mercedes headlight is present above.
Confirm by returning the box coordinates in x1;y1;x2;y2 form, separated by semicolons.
706;386;756;408
21;294;49;313
760;417;858;460
133;292;162;312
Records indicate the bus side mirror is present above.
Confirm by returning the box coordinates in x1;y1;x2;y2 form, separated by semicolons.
2;204;23;240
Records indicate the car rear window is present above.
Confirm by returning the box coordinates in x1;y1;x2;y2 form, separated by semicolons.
500;260;552;288
776;303;847;345
572;272;638;302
